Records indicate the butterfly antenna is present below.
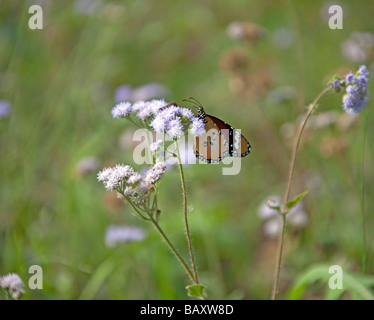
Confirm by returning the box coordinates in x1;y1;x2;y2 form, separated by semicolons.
188;97;203;108
182;98;200;110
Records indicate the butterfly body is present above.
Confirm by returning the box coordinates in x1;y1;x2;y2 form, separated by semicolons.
194;106;251;163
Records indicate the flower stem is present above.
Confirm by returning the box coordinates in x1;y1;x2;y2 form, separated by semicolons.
282;87;330;210
146;211;196;283
175;140;199;284
144;127;154;165
271;87;330;300
360;109;370;272
271;213;286;299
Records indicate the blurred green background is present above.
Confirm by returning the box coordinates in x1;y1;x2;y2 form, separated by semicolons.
1;0;373;299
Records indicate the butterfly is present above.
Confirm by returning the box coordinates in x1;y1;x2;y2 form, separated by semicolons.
187;98;252;163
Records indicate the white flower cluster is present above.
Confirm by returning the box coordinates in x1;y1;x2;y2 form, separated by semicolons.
98;162;167;205
111;99;206;139
0;273;25;300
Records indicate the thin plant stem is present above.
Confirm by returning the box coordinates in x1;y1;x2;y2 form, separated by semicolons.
146;211;196;283
271;87;330;300
360;108;370;272
175;140;199;284
271;214;286;299
282;87;330;209
144;126;154;165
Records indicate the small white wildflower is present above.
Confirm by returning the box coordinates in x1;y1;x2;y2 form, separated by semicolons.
137;105;153;121
111;101;132;118
148;99;168;114
97;167;113;182
127;172;142;185
123;186;133;197
0;273;25;300
98;165;133;191
150;115;167;133
145;162;166;184
167;118;184;139
190;118;206;137
132;100;148;113
113;164;134;180
179;107;194;120
104;174;120;191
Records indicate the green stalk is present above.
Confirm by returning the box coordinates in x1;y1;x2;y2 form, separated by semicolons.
175;140;199;284
146;211;196;283
360;109;370;272
271;87;330;300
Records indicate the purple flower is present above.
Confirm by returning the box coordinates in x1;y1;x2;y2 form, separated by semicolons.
105;225;146;247
131;83;169;101
345;72;356;85
342;65;370;115
333;79;341;88
356;75;369;87
114;85;132;102
0;100;12;118
342;93;368;115
359;65;369;77
111;101;132;118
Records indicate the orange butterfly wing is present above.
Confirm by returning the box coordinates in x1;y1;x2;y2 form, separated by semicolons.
194;114;251;163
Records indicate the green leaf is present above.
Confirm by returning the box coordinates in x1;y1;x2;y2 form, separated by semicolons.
286;191;308;212
288;264;330;300
186;284;206;298
287;264;374;300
